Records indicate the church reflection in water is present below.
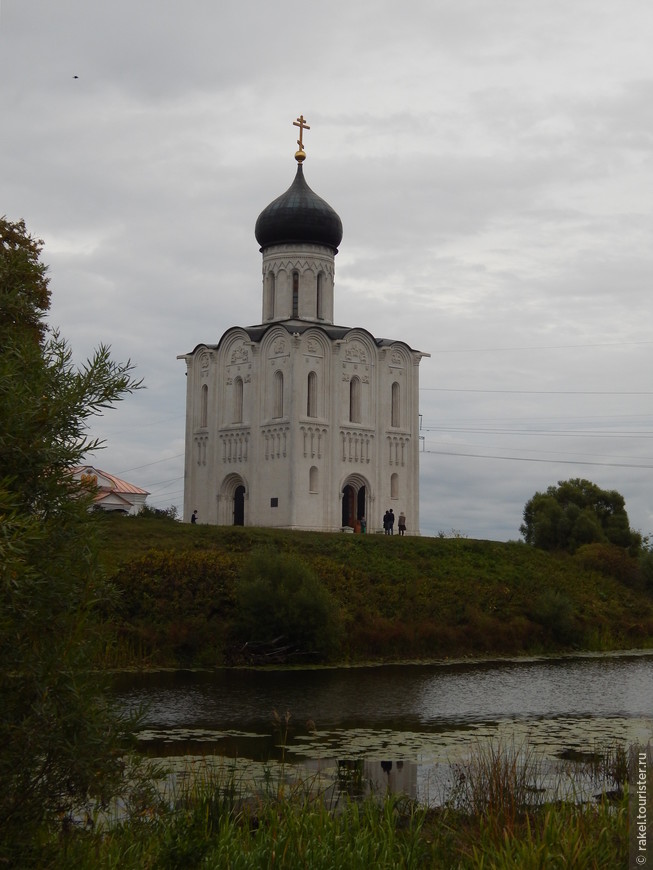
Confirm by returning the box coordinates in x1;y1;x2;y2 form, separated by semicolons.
302;757;418;802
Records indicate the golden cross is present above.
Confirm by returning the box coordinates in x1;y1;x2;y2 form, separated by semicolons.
293;114;310;150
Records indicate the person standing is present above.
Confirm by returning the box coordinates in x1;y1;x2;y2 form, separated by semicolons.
191;509;198;524
398;511;406;535
389;509;395;535
383;510;390;534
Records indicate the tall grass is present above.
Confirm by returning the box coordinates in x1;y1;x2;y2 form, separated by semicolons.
33;741;629;869
465;798;627;869
442;738;628;867
446;739;547;836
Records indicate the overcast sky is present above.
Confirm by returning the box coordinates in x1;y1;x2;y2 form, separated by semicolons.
2;0;651;540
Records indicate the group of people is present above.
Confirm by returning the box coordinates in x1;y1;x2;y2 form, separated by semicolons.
383;509;406;535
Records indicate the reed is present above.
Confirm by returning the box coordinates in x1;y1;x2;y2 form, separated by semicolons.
445;738;546;844
40;741;629;869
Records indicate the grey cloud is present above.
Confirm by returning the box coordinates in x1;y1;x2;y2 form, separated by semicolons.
2;0;652;538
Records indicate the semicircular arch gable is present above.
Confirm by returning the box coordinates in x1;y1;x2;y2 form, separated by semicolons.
300;328;331;358
219;330;254;366
341;329;377;364
259;325;292;359
387;342;412;368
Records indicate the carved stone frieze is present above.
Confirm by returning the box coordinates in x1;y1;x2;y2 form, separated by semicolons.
344;342;367;363
272;338;286;355
231;345;249;364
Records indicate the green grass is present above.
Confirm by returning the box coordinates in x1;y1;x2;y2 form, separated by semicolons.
56;797;628;870
27;742;631;869
95;513;653;668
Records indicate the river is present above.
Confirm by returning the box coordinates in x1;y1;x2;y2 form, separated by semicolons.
113;650;653;804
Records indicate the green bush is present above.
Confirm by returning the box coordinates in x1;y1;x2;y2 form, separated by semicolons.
575;542;640;587
135;504;178;520
528;589;578;645
234;549;343;660
111;550;239;665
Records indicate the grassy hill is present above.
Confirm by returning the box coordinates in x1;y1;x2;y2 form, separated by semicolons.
95;513;653;668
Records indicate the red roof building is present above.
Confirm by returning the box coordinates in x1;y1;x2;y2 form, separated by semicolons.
72;465;149;515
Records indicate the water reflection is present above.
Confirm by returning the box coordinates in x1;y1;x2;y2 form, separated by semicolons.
416;655;653;723
115;652;653;738
113;652;653;806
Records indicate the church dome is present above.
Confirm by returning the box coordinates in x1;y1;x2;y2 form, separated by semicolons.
255;163;343;252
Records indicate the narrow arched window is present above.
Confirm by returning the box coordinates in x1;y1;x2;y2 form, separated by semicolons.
316;272;323;319
309;466;319;493
233;377;243;423
391;473;399;499
292;271;299;318
200;383;208;428
273;370;284;418
391;381;400;428
349;375;361;423
307;371;317;417
266;272;275;320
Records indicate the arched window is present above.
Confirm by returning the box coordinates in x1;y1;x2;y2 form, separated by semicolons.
307;371;317;417
292;271;299;318
200;383;208;428
391;473;399;499
273;370;284;418
316;272;323;319
391;381;400;428
349;375;361;423
309;466;319;493
233;377;243;423
266;271;275;320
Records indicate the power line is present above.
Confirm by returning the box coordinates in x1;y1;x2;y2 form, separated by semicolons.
421;388;653;395
117;453;184;475
422;426;653;439
421;412;653;423
145;475;184;490
429;340;653;354
149;488;184;503
427;434;652;463
422;448;653;470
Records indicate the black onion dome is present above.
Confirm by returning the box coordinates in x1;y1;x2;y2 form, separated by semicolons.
255;164;343;252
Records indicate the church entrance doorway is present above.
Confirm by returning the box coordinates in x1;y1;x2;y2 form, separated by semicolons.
342;485;355;528
341;476;369;532
233;485;245;526
219;474;248;526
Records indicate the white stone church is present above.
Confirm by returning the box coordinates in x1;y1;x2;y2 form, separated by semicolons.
178;117;429;534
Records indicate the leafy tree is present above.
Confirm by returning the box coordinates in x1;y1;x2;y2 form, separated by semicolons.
520;478;641;554
0;217;50;342
0;217;143;861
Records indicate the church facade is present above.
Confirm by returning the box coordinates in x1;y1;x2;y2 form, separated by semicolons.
178;118;428;533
